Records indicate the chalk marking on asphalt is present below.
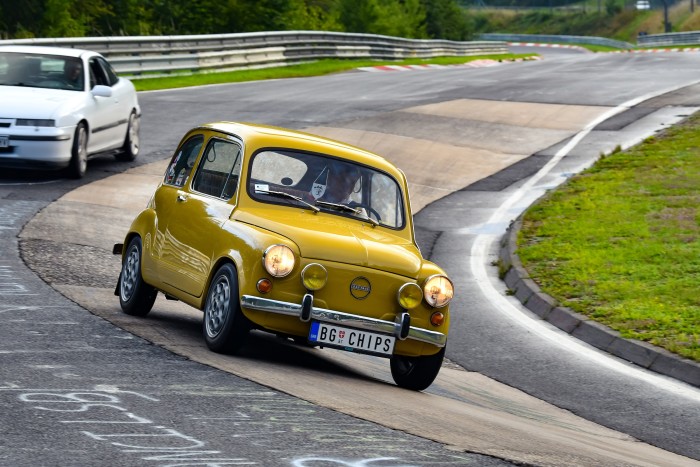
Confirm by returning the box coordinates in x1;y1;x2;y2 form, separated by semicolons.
470;83;700;400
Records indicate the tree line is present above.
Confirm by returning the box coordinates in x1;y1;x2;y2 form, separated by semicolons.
0;0;475;41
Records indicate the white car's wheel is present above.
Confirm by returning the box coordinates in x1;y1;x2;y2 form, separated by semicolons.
116;111;140;162
68;123;88;178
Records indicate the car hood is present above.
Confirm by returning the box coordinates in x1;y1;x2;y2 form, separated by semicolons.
0;86;81;119
235;208;423;278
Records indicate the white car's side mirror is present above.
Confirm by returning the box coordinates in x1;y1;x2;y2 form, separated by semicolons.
91;85;112;98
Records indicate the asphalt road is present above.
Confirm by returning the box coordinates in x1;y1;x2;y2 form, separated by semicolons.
2;46;700;466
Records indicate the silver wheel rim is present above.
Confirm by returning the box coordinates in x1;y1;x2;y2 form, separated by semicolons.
120;245;139;302
205;275;230;338
77;126;87;174
128;114;140;155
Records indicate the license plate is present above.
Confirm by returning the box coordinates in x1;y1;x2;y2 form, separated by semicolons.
309;321;395;357
0;136;8;148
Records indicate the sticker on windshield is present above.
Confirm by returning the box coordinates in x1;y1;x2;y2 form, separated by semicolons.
254;183;270;193
311;167;328;199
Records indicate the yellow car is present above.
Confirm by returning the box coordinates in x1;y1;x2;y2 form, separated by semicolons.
114;122;454;390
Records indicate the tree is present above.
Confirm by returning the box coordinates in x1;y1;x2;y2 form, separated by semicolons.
423;0;473;40
277;0;343;31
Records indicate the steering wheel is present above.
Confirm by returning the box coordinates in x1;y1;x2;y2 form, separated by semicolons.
367;206;382;222
349;201;382;222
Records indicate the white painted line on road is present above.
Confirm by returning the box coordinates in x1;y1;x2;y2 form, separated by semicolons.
470;83;700;400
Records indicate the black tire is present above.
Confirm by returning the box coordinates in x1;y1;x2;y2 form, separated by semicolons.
119;237;157;316
68;122;88;179
203;263;250;354
390;346;445;391
115;111;140;162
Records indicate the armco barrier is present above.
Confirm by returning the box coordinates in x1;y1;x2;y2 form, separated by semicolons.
478;33;634;49
637;30;700;47
0;31;508;78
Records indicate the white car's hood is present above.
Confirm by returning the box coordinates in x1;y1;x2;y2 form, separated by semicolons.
0;86;83;120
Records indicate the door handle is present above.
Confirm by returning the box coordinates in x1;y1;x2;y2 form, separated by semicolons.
177;194;187;203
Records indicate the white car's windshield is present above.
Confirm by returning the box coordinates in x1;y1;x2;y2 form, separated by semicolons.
0;52;84;91
249;149;405;229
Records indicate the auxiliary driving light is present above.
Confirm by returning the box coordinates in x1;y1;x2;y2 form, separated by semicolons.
301;263;327;291
397;282;422;309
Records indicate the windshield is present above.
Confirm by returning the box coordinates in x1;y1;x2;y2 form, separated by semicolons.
249;149;405;229
0;52;84;91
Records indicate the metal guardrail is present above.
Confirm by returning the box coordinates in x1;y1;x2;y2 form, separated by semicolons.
0;31;509;78
637;30;700;46
478;33;635;49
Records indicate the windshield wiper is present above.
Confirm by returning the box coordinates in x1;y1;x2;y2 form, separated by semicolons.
255;188;320;212
315;200;378;226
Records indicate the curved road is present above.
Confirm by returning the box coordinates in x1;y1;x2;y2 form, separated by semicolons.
2;47;699;466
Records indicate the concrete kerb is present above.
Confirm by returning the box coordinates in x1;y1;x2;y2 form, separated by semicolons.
500;218;700;389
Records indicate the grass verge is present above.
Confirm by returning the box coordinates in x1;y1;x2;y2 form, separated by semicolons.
517;113;700;362
130;55;534;91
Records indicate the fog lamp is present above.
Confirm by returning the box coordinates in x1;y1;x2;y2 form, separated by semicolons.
301;263;327;291
397;282;422;309
423;275;454;308
263;244;295;277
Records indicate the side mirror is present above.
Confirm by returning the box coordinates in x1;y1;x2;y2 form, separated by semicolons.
91;85;112;98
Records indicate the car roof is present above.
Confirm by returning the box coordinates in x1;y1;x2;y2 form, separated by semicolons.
199;121;404;177
0;45;94;58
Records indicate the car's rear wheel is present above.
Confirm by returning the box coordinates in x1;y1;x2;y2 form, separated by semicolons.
390;346;445;391
68;122;88;179
203;263;250;354
115;111;140;162
119;237;157;316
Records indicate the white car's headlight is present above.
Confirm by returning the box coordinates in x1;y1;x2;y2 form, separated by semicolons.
263;244;295;278
423;275;454;308
16;119;56;127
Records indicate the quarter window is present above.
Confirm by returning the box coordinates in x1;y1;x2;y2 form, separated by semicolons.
164;135;204;187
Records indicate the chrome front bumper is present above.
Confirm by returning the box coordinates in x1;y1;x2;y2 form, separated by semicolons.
240;294;446;347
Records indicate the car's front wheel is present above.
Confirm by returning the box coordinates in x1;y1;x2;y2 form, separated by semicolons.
119;237;157;316
68;122;88;179
115;111;140;162
390;346;445;391
203;263;250;354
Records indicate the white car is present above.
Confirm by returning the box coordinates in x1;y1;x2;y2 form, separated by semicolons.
0;45;141;178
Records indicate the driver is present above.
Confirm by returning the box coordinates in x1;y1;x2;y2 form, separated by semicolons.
320;163;361;204
63;60;83;89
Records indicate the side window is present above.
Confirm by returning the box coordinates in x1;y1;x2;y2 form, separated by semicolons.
89;58;108;87
192;139;242;199
164;135;204;187
97;57;119;86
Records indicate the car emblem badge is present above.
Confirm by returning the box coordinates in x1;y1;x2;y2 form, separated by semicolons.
350;277;371;300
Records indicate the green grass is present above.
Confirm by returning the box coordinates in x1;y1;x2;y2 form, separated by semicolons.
131;55;533;91
517;115;700;362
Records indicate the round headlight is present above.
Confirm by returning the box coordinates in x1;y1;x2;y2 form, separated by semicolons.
263;244;295;277
397;282;423;309
302;263;327;291
423;275;454;308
